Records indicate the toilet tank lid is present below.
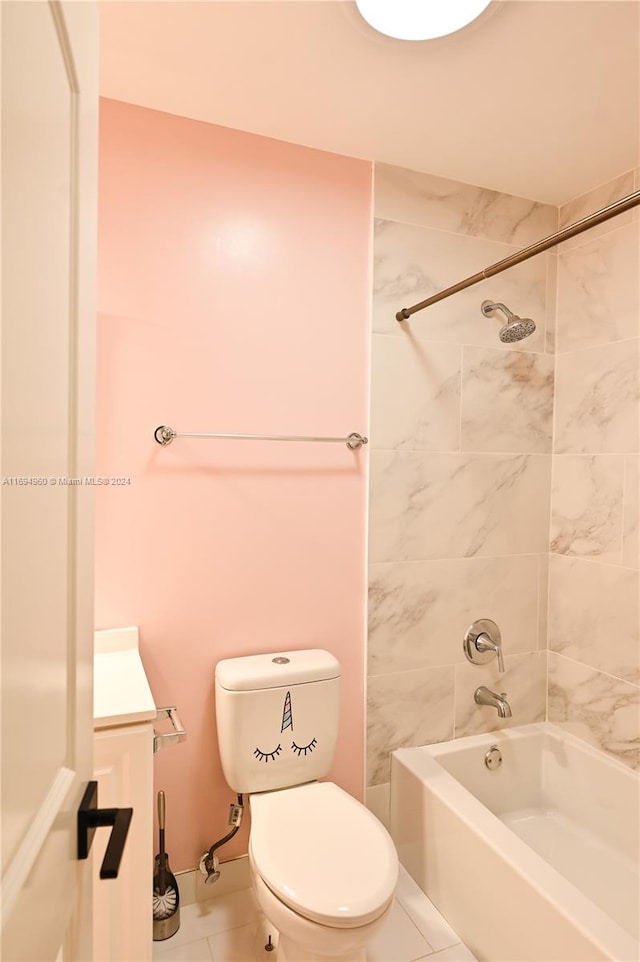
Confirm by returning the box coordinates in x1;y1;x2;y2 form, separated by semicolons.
215;649;341;691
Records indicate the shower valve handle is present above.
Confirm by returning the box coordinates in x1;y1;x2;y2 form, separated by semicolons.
463;619;505;673
476;633;505;673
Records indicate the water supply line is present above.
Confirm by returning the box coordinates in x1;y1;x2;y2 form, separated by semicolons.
199;794;244;884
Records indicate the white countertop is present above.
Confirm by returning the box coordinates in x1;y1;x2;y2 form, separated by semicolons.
94;626;157;729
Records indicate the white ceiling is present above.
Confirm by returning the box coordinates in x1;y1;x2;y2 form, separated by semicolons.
99;0;639;206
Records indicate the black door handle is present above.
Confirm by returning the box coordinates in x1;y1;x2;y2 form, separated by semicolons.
77;781;133;879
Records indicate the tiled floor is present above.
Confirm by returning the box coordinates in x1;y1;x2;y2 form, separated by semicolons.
152;866;477;962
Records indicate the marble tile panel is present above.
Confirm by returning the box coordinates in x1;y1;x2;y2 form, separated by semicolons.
370;334;461;451
374;163;557;246
545;252;558;355
538;553;549;650
366;900;432;962
548;652;640;771
558;170;636;252
425;946;478;962
454;652;546;738
623;456;639;569
159;891;261;950
373;219;547;352
395;867;461;953
550;455;625;562
208;916;277;962
153;939;213;962
548;554;639;684
366;666;454;786
461;346;554;453
368;555;539;676
556;222;639;353
554;339;639;454
369;451;551;563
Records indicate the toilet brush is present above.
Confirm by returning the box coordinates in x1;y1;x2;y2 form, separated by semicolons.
153;790;180;940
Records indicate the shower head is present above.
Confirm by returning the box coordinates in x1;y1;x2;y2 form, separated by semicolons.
481;301;536;343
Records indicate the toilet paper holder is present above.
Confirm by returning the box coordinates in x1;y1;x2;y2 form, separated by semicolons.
154;707;186;753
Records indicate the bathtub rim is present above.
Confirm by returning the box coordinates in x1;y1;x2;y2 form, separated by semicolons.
391;721;639;961
422;721;637;777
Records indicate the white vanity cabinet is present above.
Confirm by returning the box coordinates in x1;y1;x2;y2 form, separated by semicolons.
93;628;157;962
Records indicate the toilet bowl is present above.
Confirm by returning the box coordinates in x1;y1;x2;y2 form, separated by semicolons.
214;649;399;961
248;781;397;961
250;858;394;961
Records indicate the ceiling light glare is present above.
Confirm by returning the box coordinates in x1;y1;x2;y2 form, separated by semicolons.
354;0;493;41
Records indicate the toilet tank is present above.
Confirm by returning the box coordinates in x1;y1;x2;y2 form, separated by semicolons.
215;650;341;794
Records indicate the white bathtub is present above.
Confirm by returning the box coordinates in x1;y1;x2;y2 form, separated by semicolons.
390;723;639;962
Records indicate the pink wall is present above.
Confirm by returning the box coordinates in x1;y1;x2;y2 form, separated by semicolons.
95;99;372;871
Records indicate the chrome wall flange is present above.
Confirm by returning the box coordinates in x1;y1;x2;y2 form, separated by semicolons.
463;618;504;672
346;432;368;450
481;300;498;317
154;425;177;446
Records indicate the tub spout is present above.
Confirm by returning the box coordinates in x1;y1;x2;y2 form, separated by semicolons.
474;686;512;718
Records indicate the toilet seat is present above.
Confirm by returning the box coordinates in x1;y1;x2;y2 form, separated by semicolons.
249;781;398;929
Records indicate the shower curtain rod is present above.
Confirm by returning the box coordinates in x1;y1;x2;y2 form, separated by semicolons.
395;188;640;322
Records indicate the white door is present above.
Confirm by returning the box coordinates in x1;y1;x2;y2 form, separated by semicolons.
1;2;98;959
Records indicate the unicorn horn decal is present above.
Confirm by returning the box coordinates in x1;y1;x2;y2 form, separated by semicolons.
281;691;293;733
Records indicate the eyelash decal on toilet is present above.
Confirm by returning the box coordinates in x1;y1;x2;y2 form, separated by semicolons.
253;744;282;763
281;691;293;733
291;738;317;757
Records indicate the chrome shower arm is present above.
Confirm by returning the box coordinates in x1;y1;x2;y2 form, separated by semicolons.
481;301;514;321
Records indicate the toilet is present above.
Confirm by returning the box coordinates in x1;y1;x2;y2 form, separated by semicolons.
215;649;398;962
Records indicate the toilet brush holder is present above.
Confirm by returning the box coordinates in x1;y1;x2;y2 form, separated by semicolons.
152;791;180;940
153;909;180;942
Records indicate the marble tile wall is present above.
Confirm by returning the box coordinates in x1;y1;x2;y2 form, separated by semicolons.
548;169;640;771
367;164;557;815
